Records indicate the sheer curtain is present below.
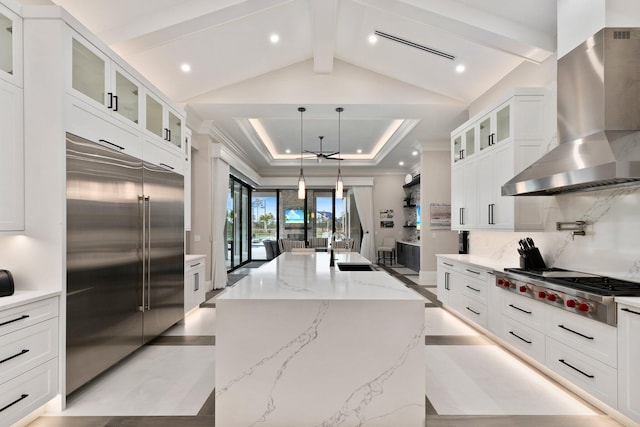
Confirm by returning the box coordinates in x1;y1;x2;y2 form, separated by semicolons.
352;186;375;261
211;157;229;289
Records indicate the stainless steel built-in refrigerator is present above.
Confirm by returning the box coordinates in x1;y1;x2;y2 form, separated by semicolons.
65;133;184;395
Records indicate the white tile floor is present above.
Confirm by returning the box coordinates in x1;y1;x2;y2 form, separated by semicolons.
61;345;216;416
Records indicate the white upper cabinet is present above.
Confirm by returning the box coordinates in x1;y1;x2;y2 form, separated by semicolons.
0;2;22;88
0;77;23;231
144;89;183;154
68;33;141;131
451;89;547;231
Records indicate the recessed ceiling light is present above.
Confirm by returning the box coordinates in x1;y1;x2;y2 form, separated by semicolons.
357;149;363;154
368;34;378;44
412;150;418;156
180;63;191;73
399;161;405;166
285;149;291;154
270;33;280;44
455;64;466;73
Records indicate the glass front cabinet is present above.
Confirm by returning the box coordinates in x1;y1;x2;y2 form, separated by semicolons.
69;33;141;131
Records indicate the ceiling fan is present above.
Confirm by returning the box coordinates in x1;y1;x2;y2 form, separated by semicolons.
304;136;342;163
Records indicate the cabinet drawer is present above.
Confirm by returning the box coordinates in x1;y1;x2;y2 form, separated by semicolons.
545;308;616;368
500;315;545;364
0;318;58;385
0;297;58;337
438;259;458;271
459;294;487;328
0;358;58;427
185;258;205;273
459;265;489;281
546;338;617;408
461;275;487;304
501;292;545;331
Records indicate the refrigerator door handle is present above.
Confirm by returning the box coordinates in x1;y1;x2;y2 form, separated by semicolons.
146;196;151;311
139;195;146;312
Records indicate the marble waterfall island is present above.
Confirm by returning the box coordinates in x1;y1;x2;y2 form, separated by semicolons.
215;252;425;426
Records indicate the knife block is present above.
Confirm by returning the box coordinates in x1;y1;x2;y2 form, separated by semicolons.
520;248;546;269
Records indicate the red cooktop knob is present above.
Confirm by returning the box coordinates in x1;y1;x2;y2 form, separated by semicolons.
578;303;590;312
503;281;511;288
497;279;504;285
538;291;546;298
566;299;577;308
547;294;557;302
519;285;527;293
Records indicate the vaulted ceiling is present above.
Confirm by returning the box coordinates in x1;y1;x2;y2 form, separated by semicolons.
46;0;557;177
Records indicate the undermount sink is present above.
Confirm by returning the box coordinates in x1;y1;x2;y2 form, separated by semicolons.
336;263;374;271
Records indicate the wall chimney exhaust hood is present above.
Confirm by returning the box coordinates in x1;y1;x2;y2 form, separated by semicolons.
502;28;640;196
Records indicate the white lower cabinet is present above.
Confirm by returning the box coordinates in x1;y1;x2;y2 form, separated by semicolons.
545;308;617;368
500;315;546;364
0;296;59;427
618;303;640;423
437;256;633;422
184;257;206;313
546;337;617;408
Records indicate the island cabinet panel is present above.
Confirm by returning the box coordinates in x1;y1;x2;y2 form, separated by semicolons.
215;252;425;427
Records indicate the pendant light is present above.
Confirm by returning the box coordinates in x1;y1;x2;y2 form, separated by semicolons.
297;107;306;199
335;107;344;199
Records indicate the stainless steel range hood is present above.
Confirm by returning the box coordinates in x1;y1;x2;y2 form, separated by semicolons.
502;28;640;196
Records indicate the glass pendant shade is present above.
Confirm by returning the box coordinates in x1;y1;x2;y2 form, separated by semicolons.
298;170;306;199
336;173;344;199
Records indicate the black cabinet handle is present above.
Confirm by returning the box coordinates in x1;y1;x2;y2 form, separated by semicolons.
113;95;118;111
558;324;594;340
164;128;169;141
508;304;532;315
460;149;465;159
443;262;454;267
159;163;174;170
490;133;495;145
98;139;125;150
466;306;480;315
488;204;495;225
465;269;480;275
460;208;464;225
0;314;29;327
190;262;201;268
0;394;29;413
509;331;532;344
0;349;29;365
444;272;450;290
622;307;640;316
466;285;480;292
559;359;594;378
167;129;172;142
107;92;113;109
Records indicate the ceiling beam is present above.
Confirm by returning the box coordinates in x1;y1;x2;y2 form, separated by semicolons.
353;0;555;63
311;0;338;73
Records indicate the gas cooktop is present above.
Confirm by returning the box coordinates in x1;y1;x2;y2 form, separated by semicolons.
503;267;640;297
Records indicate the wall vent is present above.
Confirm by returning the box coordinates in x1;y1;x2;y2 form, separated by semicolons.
374;30;455;60
614;30;630;39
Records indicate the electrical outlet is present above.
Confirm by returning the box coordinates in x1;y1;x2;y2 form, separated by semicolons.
194;235;201;242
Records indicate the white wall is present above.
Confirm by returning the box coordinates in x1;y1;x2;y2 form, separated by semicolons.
187;133;213;281
372;174;405;249
420;150;458;276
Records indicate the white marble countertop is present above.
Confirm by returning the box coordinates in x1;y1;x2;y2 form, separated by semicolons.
397;240;420;247
218;252;424;301
185;254;206;263
0;289;60;311
436;253;510;272
616;297;640;310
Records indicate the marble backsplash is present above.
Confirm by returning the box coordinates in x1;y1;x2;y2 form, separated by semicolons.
468;185;640;281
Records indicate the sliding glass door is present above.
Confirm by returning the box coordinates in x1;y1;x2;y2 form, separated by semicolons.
251;191;278;260
227;176;252;271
